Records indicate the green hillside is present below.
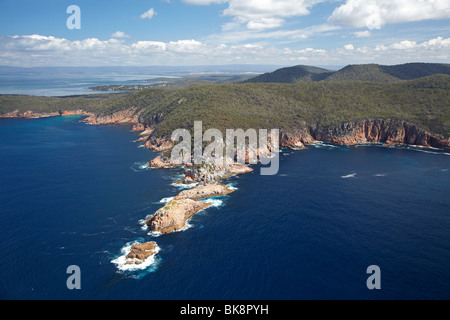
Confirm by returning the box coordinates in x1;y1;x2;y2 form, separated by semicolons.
245;63;450;83
1;74;449;140
243;65;333;83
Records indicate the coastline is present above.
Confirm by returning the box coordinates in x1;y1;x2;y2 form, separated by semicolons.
2;110;450;271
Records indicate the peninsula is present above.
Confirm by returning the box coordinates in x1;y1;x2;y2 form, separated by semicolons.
1;63;450;269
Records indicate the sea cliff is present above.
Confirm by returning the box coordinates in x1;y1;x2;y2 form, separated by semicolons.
279;119;450;150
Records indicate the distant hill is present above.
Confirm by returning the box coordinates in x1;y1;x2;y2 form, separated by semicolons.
324;64;398;82
2;74;449;140
244;63;450;83
380;63;450;80
243;65;334;83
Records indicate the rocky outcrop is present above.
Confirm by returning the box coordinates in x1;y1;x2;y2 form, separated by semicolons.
178;164;254;185
278;119;450;150
312;119;450;149
59;110;91;117
146;199;211;234
144;138;175;152
83;108;142;125
148;156;183;169
280;127;315;150
131;124;146;132
174;184;235;201
125;242;159;265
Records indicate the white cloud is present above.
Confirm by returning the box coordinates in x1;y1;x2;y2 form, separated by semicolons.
168;39;204;53
344;44;355;50
182;0;227;4
184;0;327;30
111;31;130;39
2;34;450;67
140;8;157;20
390;40;417;50
354;30;371;38
205;23;341;45
132;41;167;51
329;0;450;30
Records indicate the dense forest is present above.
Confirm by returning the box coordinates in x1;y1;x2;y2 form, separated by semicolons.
1;64;449;140
244;63;450;84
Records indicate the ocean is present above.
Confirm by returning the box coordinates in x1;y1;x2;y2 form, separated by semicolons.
0;73;162;96
0;116;449;300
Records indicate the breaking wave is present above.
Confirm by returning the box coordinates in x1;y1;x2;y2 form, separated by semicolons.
111;241;161;274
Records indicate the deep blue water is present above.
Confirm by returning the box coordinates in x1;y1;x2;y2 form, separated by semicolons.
0;116;449;300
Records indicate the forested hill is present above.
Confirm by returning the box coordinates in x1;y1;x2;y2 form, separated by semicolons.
244;63;450;83
243;65;334;83
2;74;449;140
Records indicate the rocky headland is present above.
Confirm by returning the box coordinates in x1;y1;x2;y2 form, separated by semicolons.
174;184;235;201
280;119;450;150
145;199;212;234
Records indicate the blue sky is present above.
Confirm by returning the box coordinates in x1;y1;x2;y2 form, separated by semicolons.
0;0;449;67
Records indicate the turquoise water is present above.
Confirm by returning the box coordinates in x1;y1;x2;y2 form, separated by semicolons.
0;116;449;300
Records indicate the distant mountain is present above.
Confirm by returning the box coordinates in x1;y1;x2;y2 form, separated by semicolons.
244;63;450;83
380;63;450;80
324;64;398;82
243;65;334;83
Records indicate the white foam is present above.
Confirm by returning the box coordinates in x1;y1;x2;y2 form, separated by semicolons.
158;197;175;204
131;162;152;172
226;183;239;191
374;174;387;177
111;241;161;272
148;220;194;236
171;182;198;190
202;198;224;208
314;142;340;149
341;173;357;179
147;230;163;237
406;147;450;156
139;216;152;231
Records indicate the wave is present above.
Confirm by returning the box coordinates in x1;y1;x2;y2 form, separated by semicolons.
313;142;341;149
148;220;194;237
139;217;151;231
130;162;152;172
157;197;175;204
374;173;387;177
355;143;450;156
171;182;198;190
111;241;161;273
341;173;357;179
202;198;224;208
226;183;239;191
405;147;450;156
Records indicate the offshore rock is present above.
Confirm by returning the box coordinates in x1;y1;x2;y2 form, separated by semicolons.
124;242;159;266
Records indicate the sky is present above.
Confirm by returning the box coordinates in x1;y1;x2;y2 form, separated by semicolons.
0;0;449;67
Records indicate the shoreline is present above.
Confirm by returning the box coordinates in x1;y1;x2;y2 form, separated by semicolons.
2;112;450;271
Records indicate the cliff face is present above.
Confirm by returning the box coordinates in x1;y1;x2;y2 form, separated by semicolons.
83;108;142;125
280;119;450;150
2;107;448;150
